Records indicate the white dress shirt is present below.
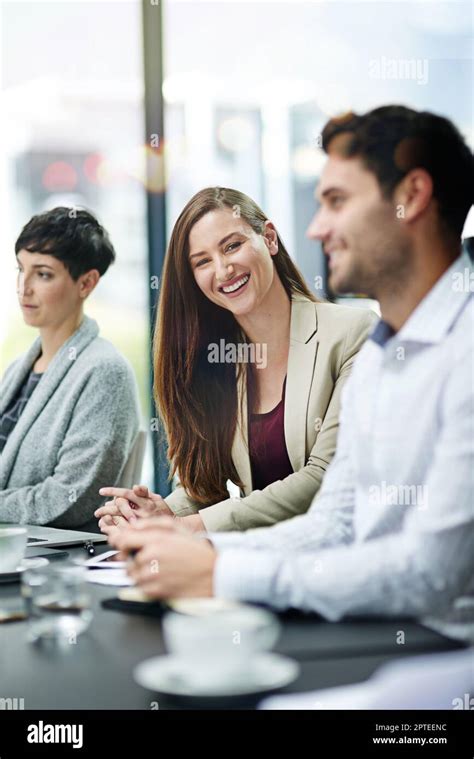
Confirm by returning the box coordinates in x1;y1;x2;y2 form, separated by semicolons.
211;253;474;640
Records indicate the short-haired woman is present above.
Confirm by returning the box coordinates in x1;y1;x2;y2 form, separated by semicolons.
0;207;141;530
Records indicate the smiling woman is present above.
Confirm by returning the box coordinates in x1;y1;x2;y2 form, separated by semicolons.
97;187;376;536
0;208;141;530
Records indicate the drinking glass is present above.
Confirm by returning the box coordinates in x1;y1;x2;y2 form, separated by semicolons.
21;563;92;643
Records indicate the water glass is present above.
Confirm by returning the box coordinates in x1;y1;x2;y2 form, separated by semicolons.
21;563;92;643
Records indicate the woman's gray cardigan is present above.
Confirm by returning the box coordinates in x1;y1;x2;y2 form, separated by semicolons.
0;316;141;530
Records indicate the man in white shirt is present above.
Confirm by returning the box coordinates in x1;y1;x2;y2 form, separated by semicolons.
110;105;474;639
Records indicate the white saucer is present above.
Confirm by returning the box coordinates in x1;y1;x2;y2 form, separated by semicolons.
134;652;299;697
0;557;49;583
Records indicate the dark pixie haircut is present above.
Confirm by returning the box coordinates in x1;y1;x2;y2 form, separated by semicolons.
321;105;474;240
15;207;116;280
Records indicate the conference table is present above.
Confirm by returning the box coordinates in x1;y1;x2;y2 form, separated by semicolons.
0;544;467;710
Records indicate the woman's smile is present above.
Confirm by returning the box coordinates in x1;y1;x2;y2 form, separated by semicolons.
218;272;251;297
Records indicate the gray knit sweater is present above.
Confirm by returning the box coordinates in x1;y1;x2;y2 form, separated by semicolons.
0;316;140;530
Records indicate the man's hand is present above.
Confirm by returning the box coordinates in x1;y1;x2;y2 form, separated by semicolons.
108;517;217;599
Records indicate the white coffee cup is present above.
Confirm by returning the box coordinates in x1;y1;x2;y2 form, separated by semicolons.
0;527;27;572
162;604;280;690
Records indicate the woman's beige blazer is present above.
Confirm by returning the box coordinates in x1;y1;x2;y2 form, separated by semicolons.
165;295;377;531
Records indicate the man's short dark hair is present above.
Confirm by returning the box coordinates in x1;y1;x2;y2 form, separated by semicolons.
15;207;116;280
321;105;474;240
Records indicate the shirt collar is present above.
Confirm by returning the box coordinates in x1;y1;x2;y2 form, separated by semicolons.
370;320;396;347
369;252;472;347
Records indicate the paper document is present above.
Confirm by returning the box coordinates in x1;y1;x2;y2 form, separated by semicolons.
86;568;135;587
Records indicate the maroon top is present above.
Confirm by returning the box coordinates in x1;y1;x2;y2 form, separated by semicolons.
248;377;294;491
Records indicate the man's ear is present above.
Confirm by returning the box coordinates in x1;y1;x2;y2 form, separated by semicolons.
393;168;434;225
263;220;279;256
79;269;100;299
